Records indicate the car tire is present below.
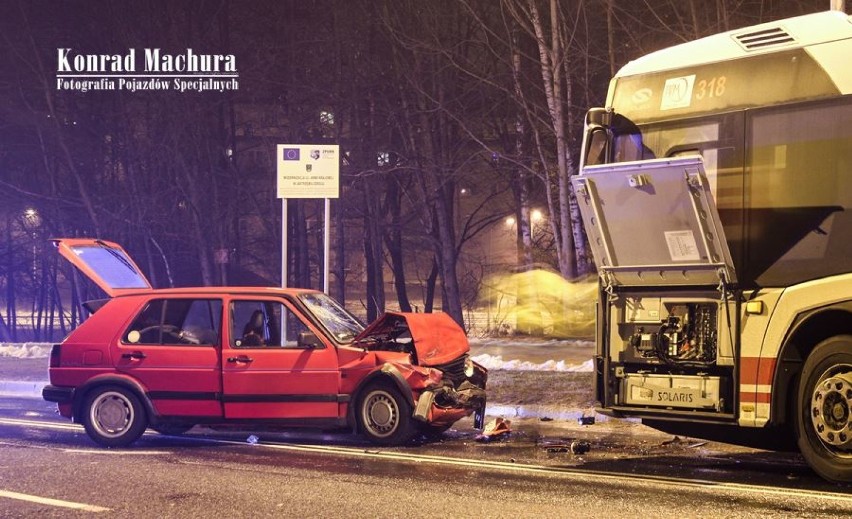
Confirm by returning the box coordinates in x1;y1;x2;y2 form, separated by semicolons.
796;335;852;483
357;383;415;445
82;385;148;447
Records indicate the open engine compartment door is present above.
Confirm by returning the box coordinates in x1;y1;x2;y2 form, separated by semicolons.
572;156;736;289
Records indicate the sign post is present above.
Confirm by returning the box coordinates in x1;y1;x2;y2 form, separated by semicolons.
276;144;340;294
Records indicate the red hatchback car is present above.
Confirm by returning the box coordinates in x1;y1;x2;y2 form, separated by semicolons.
43;238;487;447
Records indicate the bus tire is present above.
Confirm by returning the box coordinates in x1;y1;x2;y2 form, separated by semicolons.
796;335;852;483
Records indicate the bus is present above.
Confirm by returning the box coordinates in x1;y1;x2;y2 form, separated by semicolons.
573;9;852;482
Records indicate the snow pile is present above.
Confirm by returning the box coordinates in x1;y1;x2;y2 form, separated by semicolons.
471;354;593;372
469;337;593;349
0;343;51;359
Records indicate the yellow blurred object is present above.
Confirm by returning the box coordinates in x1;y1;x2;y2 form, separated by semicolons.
479;269;597;338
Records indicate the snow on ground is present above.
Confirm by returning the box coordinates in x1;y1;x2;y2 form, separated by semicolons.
471;354;593;372
468;337;594;372
0;343;51;359
0;338;595;372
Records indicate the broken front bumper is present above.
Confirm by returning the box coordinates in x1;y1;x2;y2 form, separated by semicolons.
413;381;487;429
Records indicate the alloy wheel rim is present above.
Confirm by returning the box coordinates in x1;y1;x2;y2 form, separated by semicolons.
91;391;133;438
363;391;398;437
810;367;852;452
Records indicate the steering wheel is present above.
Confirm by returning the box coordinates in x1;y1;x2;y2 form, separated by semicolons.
134;324;198;344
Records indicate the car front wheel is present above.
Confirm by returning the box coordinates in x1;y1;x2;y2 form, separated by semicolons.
357;383;415;445
83;386;148;447
796;335;852;483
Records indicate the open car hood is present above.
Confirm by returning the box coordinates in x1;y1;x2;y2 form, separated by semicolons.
354;311;469;367
572;156;736;288
52;238;152;297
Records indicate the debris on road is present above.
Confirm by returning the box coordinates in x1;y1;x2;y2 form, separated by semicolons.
476;417;512;442
578;410;595;425
570;440;591;455
661;436;682;446
542;440;591;455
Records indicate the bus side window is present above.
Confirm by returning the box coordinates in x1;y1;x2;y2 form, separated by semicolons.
613;133;655;162
670;148;720;201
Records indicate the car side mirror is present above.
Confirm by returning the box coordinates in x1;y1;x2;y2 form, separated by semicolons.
297;331;323;349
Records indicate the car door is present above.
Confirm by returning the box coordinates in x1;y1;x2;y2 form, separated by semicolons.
118;297;224;418
221;297;342;421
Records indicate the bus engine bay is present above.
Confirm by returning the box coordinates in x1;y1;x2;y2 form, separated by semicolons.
603;291;734;415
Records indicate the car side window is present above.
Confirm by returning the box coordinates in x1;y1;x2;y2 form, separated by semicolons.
124;299;222;346
231;300;315;349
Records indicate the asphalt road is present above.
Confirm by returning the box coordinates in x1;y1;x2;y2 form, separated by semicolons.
1;398;850;518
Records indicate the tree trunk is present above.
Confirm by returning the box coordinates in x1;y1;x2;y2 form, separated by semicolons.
334;197;346;304
528;0;577;279
385;177;412;312
424;257;439;313
510;21;534;269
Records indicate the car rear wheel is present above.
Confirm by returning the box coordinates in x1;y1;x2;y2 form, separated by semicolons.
83;386;148;447
357;383;415;445
796;335;852;483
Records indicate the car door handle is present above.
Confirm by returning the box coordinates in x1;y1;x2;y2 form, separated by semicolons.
121;351;147;360
227;355;254;363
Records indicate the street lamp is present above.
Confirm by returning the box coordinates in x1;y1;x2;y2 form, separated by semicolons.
23;208;40;278
530;209;543;241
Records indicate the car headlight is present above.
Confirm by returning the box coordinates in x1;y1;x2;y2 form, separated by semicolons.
464;356;475;378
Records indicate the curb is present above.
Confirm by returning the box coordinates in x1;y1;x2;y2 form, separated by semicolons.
0;380;45;398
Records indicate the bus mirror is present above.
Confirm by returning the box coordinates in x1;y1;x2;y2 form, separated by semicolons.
586;107;612;128
581;108;613;167
582;127;610;167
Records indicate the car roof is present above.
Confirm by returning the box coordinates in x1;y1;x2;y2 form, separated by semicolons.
111;286;323;298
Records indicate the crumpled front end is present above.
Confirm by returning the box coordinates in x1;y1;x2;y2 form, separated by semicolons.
352;311;488;429
413;357;488;428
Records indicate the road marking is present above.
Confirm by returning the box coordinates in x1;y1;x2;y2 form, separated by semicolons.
0;490;110;512
228;440;852;504
0;418;167;455
3;417;852;504
63;448;171;455
0;417;80;431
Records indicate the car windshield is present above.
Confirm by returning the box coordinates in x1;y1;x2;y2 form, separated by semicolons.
299;293;364;342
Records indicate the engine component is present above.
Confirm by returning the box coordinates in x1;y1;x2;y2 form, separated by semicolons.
621;373;722;410
625;302;717;366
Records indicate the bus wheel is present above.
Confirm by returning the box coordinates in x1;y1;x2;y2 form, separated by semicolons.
796;335;852;483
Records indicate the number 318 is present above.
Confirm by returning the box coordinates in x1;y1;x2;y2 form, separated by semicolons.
694;76;726;100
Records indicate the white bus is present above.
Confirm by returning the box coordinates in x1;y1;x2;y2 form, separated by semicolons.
573;9;852;482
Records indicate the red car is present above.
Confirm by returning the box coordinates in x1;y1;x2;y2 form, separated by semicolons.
43;238;487;447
